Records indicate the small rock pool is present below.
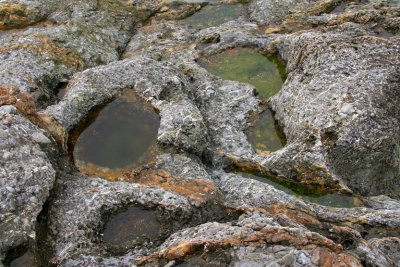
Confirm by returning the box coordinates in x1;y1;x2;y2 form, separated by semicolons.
102;207;162;248
71;89;160;178
199;47;286;152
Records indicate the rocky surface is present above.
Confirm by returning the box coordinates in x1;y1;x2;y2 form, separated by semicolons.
0;105;55;263
1;0;400;266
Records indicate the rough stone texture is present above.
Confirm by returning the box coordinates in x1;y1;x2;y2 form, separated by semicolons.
1;0;400;266
0;105;55;261
249;0;320;26
41;56;207;156
142;211;363;266
47;173;193;266
268;23;400;197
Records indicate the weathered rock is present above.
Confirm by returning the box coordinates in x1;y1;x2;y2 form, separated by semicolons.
41;56;207;156
268;23;400;198
0;0;164;107
0;105;55;261
2;1;400;266
46;173;193;266
249;0;323;26
141;211;363;266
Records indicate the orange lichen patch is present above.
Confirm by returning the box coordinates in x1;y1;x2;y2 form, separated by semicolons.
0;35;84;68
130;169;218;204
260;204;359;242
0;86;37;116
0;3;41;30
312;247;362;267
164;242;202;260
264;22;313;35
74;161;132;180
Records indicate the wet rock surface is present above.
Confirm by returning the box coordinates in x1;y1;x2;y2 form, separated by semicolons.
1;0;400;266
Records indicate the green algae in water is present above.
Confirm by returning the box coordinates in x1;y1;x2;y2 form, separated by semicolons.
247;110;285;152
199;48;286;152
182;4;246;29
199;48;285;99
103;207;161;245
238;172;357;208
73;90;160;170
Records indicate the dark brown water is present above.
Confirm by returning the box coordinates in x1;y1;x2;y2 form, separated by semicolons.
103;207;161;245
73;90;160;171
9;251;35;267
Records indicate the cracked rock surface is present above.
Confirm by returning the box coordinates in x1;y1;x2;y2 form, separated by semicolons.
1;0;400;266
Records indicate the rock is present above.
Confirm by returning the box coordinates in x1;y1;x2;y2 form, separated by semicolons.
0;105;55;261
1;0;400;265
140;211;363;266
268;23;400;198
0;0;164;107
31;132;51;144
248;0;317;26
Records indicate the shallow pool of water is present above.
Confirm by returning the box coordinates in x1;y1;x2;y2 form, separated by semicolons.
199;48;285;99
72;90;160;173
237;172;358;208
200;48;286;152
247;110;285;152
103;207;161;245
182;4;246;29
8;251;35;267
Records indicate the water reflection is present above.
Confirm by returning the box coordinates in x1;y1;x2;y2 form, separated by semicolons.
199;48;285;99
73;90;160;174
103;207;161;245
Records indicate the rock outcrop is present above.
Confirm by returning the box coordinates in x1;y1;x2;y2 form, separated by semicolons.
1;0;400;266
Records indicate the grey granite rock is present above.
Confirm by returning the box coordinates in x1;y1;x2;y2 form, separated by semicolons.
1;1;400;266
0;105;55;261
268;23;400;197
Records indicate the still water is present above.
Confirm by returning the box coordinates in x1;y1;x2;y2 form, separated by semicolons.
73;90;160;173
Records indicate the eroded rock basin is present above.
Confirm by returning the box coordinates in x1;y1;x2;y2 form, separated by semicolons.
71;89;160;177
199;47;286;153
102;207;164;251
1;0;400;266
198;48;285;99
